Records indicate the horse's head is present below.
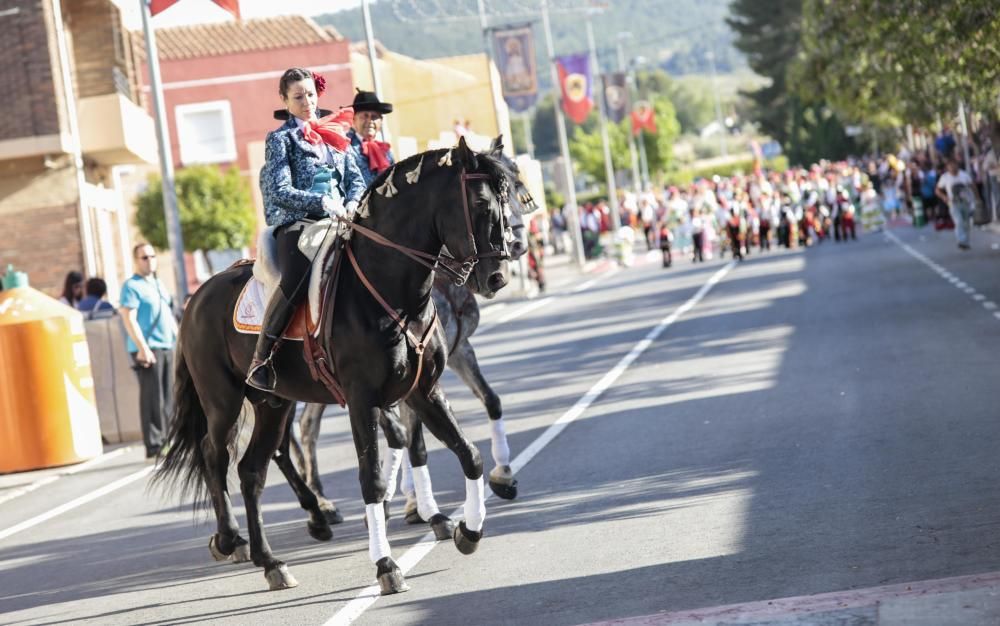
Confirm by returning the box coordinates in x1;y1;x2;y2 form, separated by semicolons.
437;137;511;298
486;137;536;260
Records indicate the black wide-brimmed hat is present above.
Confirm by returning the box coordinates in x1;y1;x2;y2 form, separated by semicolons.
351;89;393;115
274;108;333;121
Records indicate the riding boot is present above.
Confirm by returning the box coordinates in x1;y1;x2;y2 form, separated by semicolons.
246;290;296;391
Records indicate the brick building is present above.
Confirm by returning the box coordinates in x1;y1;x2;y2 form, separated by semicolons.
0;0;156;297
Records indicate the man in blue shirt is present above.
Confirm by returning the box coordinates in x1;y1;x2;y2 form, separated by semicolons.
119;243;177;459
347;90;395;188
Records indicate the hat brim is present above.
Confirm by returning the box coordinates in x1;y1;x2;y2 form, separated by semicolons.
352;102;393;115
274;108;333;121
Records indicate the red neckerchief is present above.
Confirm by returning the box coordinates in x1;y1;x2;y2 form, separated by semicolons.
361;137;392;174
302;109;353;152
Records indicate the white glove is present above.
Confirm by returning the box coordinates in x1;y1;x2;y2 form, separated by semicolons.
322;195;346;219
345;200;359;215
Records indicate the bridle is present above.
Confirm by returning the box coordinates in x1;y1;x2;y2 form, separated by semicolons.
333;164;511;400
340;167;512;287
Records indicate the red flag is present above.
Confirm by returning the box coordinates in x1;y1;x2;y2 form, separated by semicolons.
556;54;593;125
631;101;657;137
149;0;180;15
150;0;240;19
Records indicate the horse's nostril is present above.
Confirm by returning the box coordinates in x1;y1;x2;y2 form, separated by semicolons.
487;272;507;292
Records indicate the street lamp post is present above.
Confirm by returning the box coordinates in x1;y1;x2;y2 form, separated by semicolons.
617;34;641;194
541;0;585;268
587;11;621;233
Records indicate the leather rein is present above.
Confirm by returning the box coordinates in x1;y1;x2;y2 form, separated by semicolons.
337;168;510;400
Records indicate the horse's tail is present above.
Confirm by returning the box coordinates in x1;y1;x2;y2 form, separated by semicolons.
151;349;211;512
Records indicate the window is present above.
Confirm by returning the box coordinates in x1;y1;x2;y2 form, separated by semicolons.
175;100;237;165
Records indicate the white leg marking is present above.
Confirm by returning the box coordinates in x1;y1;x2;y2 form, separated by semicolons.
410;464;441;520
365;503;391;563
490;419;510;467
464;476;486;532
380;447;404;502
401;454;415;500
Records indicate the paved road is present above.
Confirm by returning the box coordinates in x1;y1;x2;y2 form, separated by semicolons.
2;225;999;626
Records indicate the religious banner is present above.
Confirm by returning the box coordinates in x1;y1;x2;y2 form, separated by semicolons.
556;53;593;124
491;24;539;113
631;100;657;136
602;72;629;123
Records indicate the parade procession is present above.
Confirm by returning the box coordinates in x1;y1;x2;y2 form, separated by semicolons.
2;1;1000;625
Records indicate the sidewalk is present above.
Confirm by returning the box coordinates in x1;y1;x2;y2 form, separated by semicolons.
583;570;1000;626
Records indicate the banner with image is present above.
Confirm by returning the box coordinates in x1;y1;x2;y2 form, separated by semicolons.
556;53;593;124
492;24;539;113
603;72;629;123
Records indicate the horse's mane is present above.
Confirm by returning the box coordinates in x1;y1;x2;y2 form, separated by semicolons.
361;147;511;206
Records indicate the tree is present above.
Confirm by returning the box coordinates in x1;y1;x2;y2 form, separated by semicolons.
637;69;715;135
136;165;256;252
796;0;1000;125
727;0;858;165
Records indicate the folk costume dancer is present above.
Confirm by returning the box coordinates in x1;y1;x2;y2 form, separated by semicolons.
247;68;366;392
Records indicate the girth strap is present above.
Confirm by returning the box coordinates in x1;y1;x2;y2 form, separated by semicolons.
347;244;439;401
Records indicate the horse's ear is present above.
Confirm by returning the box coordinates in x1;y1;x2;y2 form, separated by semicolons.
456;135;478;169
488;135;504;157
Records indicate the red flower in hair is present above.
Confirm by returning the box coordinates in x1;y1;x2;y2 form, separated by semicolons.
312;72;327;97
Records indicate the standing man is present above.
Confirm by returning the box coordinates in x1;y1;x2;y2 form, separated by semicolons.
936;157;982;250
347;89;395;188
119;243;177;460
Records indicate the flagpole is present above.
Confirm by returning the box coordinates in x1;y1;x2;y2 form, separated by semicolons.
586;12;620;232
541;0;585;268
477;0;507;144
617;35;641;194
141;0;188;305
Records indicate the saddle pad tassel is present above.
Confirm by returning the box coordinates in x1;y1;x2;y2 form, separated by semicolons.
437;149;452;167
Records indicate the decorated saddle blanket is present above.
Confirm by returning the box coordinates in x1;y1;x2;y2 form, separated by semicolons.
232;218;344;339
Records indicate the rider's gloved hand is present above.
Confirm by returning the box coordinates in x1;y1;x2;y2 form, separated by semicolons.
322;196;346;219
345;200;359;216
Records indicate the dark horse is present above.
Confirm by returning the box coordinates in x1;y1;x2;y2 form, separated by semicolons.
287;156;536;528
154;137;512;594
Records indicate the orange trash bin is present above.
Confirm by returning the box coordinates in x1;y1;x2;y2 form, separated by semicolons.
0;267;103;473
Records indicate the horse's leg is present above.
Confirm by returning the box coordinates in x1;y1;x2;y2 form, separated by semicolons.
398;414;454;540
449;339;517;500
196;377;251;565
273;416;333;542
295;403;344;524
377;407;406;513
405;384;486;555
348;391;408;595
240;399;299;590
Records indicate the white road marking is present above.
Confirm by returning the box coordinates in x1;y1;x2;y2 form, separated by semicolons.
323;260;737;625
0;446;135;507
885;231;998;323
0;465;154;542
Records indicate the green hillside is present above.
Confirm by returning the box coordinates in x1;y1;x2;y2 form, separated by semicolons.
315;0;742;86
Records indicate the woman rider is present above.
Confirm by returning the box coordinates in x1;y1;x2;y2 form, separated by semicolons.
247;68;366;391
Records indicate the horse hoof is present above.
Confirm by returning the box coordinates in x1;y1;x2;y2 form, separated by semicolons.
429;513;455;541
488;477;518;500
404;503;425;525
452;521;482;555
308;520;333;542
208;535;229;562
320;504;344;525
376;557;409;595
265;564;299;591
230;541;251;564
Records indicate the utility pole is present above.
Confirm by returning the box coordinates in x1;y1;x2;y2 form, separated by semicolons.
542;0;585;267
617;35;641;194
140;0;188;304
476;0;507;142
361;0;383;98
587;12;620;232
523;111;535;158
707;48;727;158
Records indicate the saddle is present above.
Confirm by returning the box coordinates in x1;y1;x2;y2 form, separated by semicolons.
233;220;349;405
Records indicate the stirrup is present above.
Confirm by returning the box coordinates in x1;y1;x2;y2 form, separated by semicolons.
246;355;277;391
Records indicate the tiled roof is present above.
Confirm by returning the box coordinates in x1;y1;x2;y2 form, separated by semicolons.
154;16;343;61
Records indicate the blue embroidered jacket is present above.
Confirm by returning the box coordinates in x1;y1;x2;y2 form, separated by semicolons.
348;128;395;189
260;118;366;227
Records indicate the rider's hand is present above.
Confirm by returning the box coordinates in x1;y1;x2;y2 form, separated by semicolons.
322;196;345;219
345;200;359;216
